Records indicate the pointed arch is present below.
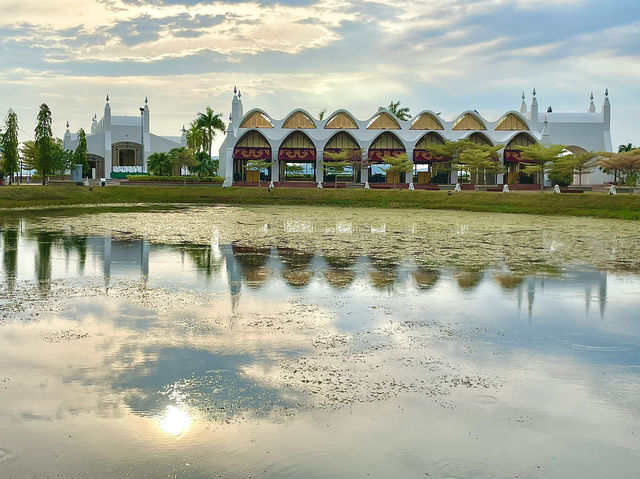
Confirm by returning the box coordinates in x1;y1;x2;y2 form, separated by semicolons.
239;109;274;129
325;111;358;129
283;110;316;129
452;111;487;130
233;130;271;160
367;111;401;130
278;130;316;162
505;132;538;163
325;131;360;150
414;132;446;163
465;132;493;146
410;111;444;130
368;131;406;163
495;112;529;131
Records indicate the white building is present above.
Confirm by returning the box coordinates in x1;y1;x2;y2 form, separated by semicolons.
218;88;613;186
63;95;186;179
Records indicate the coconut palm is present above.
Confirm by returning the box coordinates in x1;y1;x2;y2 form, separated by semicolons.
379;101;410;121
196;107;225;158
186;121;205;152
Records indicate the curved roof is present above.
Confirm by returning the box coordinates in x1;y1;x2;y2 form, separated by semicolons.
410;110;444;130
239;109;274;129
282;109;317;129
452;110;488;130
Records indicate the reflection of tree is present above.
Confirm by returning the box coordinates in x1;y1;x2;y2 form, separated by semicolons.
278;247;314;288
368;256;398;290
232;245;270;288
182;244;222;277
61;234;88;274
493;273;523;290
455;268;484;290
34;231;55;297
2;221;19;292
411;267;440;290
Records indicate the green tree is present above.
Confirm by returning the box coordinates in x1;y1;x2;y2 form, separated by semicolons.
246;159;273;187
618;143;635;153
147;152;172;176
425;138;471;165
318;109;327;121
381;153;414;190
186;121;205;152
196;107;226;158
322;150;351;189
169;147;197;183
192;151;218;177
0;109;19;182
52;139;74;179
599;150;640;193
516;143;567;191
570;151;600;186
34;103;54;185
455;143;505;189
379;101;410;121
20;140;37;170
74;128;89;176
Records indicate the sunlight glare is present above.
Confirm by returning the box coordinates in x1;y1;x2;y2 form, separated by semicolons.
158;405;192;436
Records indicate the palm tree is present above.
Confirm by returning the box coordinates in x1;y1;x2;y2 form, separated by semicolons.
618;143;635;153
196;107;226;158
379;101;410;121
186;121;205;152
319;109;327;120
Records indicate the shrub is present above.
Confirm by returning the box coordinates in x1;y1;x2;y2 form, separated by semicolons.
126;175;223;183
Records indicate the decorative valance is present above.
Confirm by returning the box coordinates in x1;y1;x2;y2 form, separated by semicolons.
504;149;535;163
368;148;405;163
278;148;316;161
233;147;272;160
413;150;448;163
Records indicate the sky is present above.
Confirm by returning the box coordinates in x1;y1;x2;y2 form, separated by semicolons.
0;0;639;152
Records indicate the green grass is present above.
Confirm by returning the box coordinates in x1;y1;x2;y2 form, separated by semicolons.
1;185;639;220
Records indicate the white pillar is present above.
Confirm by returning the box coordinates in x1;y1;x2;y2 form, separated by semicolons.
315;148;323;183
271;149;279;182
405;148;413;184
450;169;458;184
360;166;369;183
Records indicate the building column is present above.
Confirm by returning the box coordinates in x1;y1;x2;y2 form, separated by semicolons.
271;148;279;182
405;148;414;183
450;169;458;184
361;166;369;183
315;148;323;183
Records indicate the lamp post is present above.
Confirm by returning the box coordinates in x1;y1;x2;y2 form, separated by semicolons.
140;107;145;173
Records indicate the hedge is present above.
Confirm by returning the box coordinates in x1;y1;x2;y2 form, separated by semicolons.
126;175;224;183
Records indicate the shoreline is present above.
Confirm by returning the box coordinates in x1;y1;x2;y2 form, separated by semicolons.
0;185;639;220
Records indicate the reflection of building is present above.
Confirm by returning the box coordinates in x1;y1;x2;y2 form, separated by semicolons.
63;96;186;179
219;89;613;186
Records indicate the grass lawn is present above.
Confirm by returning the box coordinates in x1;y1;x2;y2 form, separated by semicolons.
0;185;639;220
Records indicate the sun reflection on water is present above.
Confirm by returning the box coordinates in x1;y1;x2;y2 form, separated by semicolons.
158;405;192;436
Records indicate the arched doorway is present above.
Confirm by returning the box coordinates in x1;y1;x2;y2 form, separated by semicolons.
87;154;104;179
232;130;272;183
368;132;406;183
278;131;316;182
323;131;362;183
112;142;142;174
504;133;538;185
413;132;446;184
463;133;497;185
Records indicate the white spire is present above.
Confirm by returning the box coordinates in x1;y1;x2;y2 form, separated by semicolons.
588;92;596;113
520;91;527;115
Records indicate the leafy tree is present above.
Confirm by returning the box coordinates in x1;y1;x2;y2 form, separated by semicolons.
186;121;205;152
618;143;635;153
379;101;410;121
548;168;574;187
454;143;505;189
322;150;351;189
196;107;225;158
169;147;197;182
52;139;74;179
599;150;640;193
380;153;414;190
425;138;471;166
147;152;172;176
74;128;89;176
0;109;19;182
34;103;54;185
192;151;218;177
570;151;600;186
346;148;367;182
20;140;37;170
246;159;273;188
516;143;567;191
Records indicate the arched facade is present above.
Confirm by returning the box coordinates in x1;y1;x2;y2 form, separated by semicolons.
219;89;614;186
279;131;316;182
233;130;272;182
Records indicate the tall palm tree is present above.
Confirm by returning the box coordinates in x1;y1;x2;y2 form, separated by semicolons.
186;121;205;152
379;100;410;121
196;107;226;158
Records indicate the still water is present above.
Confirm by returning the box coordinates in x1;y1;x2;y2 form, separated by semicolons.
0;206;639;478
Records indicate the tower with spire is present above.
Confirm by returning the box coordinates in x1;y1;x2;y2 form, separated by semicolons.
520;92;527;115
528;88;538;130
104;94;113;176
588;92;596;113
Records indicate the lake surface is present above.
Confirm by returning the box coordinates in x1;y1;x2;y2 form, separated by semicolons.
1;205;639;478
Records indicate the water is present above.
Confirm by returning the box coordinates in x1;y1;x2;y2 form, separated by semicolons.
0;206;639;478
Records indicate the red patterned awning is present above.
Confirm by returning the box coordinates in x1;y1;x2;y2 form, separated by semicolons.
504;149;535;164
233;147;271;160
278;148;316;162
413;150;448;163
368;148;405;163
